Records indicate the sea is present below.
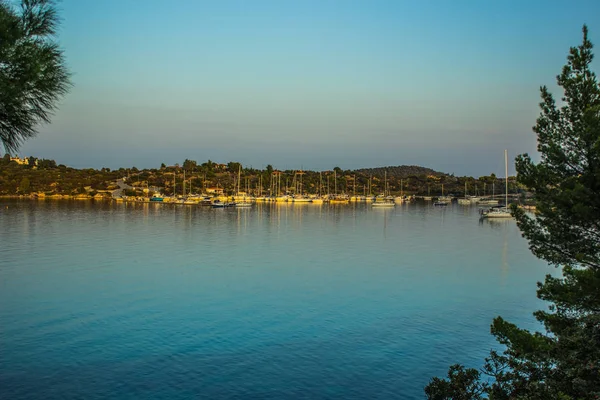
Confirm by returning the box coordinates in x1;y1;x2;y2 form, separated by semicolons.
0;200;551;399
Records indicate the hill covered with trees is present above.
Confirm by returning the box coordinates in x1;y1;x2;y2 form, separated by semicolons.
0;154;518;198
355;165;444;179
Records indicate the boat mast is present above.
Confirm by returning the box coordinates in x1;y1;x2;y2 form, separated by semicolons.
319;172;322;197
384;170;387;197
237;165;241;197
334;170;337;195
505;149;508;207
183;170;185;196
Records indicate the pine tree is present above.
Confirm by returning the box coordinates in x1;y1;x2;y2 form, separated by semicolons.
0;0;71;153
425;25;600;400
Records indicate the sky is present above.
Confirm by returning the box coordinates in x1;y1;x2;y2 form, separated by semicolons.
16;0;600;177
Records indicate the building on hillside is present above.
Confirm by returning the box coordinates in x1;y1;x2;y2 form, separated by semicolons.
10;156;39;167
206;187;224;195
10;156;33;165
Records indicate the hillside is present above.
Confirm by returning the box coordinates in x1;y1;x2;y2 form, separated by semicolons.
354;165;446;179
2;155;519;198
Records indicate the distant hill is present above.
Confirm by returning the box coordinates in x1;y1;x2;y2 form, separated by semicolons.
354;165;446;179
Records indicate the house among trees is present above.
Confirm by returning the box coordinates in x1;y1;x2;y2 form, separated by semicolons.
206;186;224;195
10;156;37;166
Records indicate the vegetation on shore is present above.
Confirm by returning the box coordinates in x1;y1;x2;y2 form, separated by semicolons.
425;26;600;400
0;153;521;199
0;0;71;153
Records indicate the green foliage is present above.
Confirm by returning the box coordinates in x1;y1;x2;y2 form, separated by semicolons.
426;25;600;400
19;176;29;192
37;158;56;169
182;159;197;171
227;161;241;173
0;0;71;153
122;188;137;197
425;365;485;400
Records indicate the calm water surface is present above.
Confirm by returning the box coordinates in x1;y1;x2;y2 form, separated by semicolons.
0;200;550;399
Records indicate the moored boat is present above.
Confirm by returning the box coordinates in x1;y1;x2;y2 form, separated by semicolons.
372;199;395;207
212;200;235;208
481;150;512;219
481;206;512;218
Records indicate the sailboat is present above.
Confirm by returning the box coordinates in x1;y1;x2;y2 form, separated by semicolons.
292;170;312;202
457;181;471;205
482;150;512;218
434;184;449;206
311;172;325;204
329;169;349;203
235;165;253;207
372;171;395;207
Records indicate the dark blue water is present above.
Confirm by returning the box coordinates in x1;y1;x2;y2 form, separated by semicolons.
0;200;550;399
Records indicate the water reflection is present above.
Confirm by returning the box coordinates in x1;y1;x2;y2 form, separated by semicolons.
0;199;550;400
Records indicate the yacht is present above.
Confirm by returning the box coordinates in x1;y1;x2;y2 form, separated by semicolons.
482;150;512;219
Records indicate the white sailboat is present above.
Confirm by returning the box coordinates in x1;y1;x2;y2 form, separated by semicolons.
482;150;512;218
458;181;471;205
372;170;395;207
434;184;449;206
235;165;253;207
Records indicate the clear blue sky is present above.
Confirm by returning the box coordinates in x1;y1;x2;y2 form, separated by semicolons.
19;0;600;176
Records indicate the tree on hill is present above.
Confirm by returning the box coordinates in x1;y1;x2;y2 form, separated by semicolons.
0;0;71;153
182;159;197;171
425;25;600;400
227;161;241;173
19;176;29;193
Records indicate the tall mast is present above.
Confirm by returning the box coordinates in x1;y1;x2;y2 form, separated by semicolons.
505;149;508;207
237;164;241;196
319;172;322;197
334;170;338;195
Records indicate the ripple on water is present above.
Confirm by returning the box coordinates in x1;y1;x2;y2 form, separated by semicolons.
0;200;550;399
